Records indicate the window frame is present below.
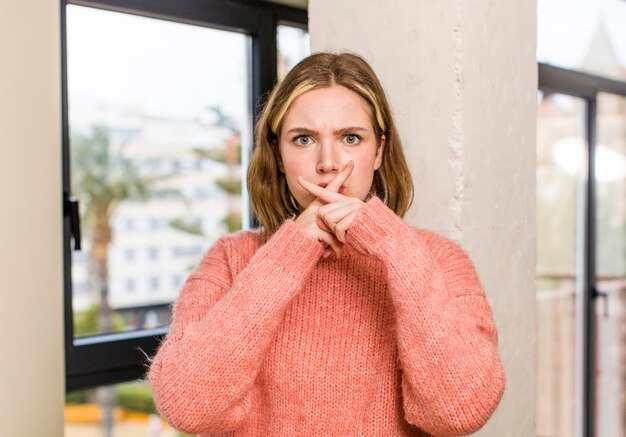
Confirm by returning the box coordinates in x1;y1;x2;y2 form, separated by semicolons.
538;62;626;437
61;0;307;392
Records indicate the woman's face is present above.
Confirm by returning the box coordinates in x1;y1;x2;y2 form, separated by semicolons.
278;85;385;210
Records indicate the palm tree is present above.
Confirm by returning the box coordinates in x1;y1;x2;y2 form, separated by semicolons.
71;125;156;334
71;124;161;437
194;106;242;232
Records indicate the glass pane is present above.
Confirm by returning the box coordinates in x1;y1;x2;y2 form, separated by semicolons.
65;381;190;437
536;92;586;437
595;92;626;437
67;5;250;337
277;24;310;81
537;0;626;81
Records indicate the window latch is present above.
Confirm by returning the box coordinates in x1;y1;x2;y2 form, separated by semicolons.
592;287;609;319
65;196;82;251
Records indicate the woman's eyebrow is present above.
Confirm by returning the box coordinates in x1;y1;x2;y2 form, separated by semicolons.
285;127;318;135
336;126;369;134
285;126;370;135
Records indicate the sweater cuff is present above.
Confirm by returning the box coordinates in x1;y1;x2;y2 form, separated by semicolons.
260;218;325;273
346;196;411;256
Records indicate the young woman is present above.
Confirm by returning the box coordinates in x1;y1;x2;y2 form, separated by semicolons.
148;52;505;436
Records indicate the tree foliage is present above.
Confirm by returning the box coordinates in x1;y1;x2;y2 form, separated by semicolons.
71;125;155;229
73;303;126;337
215;177;242;195
169;218;204;236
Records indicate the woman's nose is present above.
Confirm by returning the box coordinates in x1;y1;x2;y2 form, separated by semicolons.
316;142;340;174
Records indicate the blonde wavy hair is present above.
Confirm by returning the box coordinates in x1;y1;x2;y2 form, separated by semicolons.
247;52;413;234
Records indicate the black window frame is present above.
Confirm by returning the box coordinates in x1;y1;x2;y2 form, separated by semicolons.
538;62;626;437
61;0;307;392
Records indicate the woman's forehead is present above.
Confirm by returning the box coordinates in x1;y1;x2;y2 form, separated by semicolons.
281;85;375;132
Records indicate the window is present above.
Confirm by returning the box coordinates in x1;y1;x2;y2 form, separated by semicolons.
147;247;158;260
537;1;626;434
536;92;586;437
123;249;135;262
277;23;310;80
62;0;307;395
594;92;626;437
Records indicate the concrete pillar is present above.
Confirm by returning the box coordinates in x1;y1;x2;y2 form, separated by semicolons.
0;1;64;435
309;1;537;435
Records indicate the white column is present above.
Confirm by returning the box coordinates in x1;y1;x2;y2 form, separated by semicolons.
309;1;537;435
0;1;64;435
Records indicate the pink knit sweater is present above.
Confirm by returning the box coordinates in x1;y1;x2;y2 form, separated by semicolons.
148;197;505;436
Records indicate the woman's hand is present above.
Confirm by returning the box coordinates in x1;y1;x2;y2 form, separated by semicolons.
316;198;364;244
294;203;343;258
296;161;365;246
294;162;355;258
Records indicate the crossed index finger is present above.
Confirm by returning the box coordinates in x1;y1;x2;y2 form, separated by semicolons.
297;177;347;204
297;161;353;204
326;160;354;192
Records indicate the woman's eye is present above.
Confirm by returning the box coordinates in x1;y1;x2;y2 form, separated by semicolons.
295;136;312;146
344;134;361;145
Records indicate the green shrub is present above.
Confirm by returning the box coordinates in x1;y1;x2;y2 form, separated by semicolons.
114;382;157;414
74;303;126;337
65;389;88;404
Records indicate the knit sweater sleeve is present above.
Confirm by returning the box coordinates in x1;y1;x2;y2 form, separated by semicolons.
346;197;505;437
148;219;324;435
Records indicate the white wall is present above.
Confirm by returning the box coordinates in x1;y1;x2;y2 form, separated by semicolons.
309;1;537;435
0;2;64;435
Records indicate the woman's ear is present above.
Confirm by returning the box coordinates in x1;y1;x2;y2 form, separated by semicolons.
374;134;386;170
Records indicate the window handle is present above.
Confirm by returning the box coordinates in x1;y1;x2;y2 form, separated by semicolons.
66;196;82;251
592;287;609;319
